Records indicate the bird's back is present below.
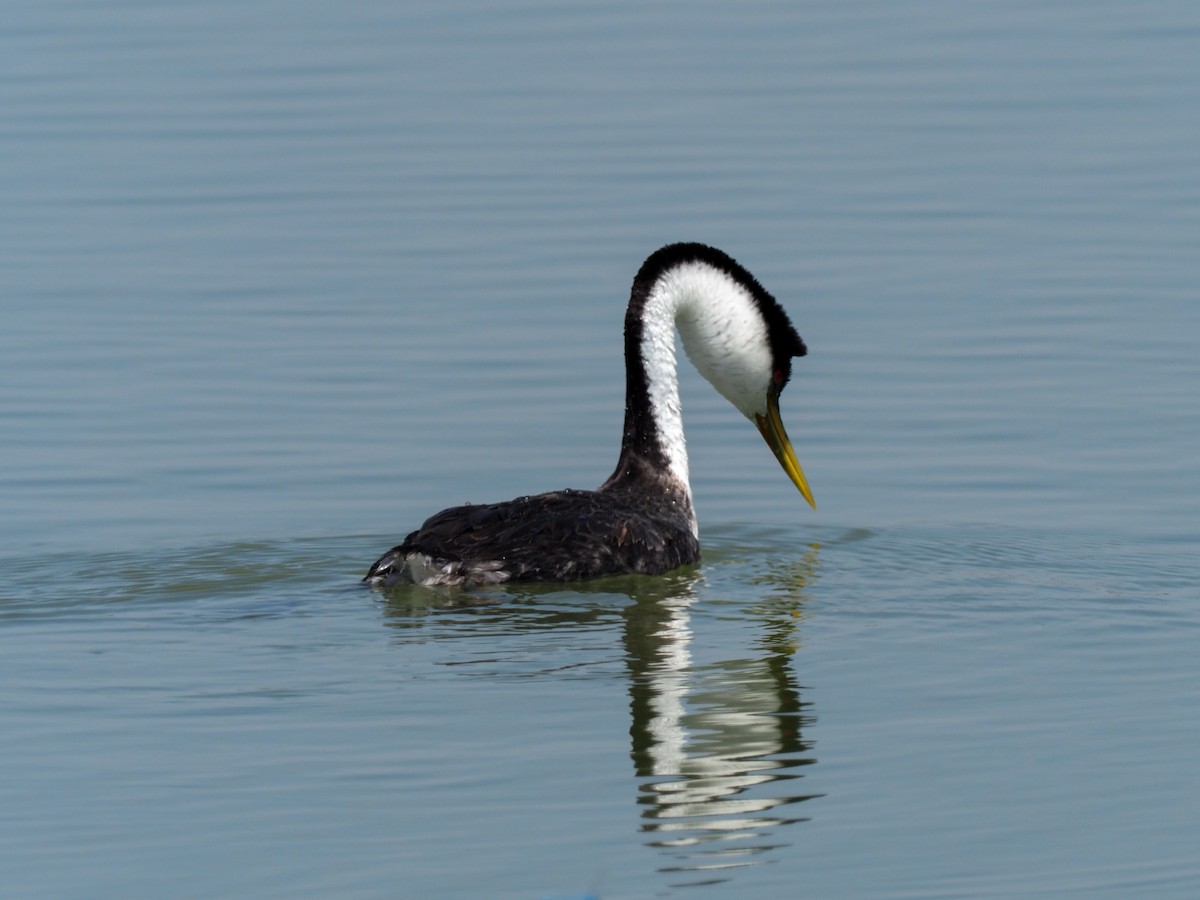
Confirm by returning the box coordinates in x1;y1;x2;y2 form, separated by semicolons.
364;486;700;587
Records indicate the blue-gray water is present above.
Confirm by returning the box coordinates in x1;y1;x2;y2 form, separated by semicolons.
4;1;1199;897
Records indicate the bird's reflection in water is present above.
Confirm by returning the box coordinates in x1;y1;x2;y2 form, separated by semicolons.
623;545;821;887
374;540;822;889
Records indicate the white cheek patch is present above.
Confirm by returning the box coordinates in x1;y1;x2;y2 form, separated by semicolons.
671;264;772;419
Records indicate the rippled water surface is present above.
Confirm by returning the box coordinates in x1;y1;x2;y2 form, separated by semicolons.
4;1;1200;897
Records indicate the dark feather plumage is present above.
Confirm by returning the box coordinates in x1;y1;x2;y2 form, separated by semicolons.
364;462;699;587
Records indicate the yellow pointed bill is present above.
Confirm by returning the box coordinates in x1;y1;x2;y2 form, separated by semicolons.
755;394;816;509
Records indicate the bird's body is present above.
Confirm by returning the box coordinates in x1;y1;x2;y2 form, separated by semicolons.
365;243;813;589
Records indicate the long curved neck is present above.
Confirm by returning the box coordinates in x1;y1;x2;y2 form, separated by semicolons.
600;243;805;530
618;271;692;491
600;265;693;523
618;254;776;461
604;260;758;533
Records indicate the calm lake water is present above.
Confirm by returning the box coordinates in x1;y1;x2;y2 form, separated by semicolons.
4;1;1199;897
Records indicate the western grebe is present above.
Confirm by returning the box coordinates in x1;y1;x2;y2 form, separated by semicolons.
364;242;814;588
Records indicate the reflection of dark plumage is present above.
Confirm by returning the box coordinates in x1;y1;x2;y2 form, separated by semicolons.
365;243;815;588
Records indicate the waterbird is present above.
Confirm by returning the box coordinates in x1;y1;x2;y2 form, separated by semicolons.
364;242;814;588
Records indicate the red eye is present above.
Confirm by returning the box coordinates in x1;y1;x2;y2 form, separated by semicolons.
773;369;785;387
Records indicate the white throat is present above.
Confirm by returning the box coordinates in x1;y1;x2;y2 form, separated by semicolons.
639;261;774;509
